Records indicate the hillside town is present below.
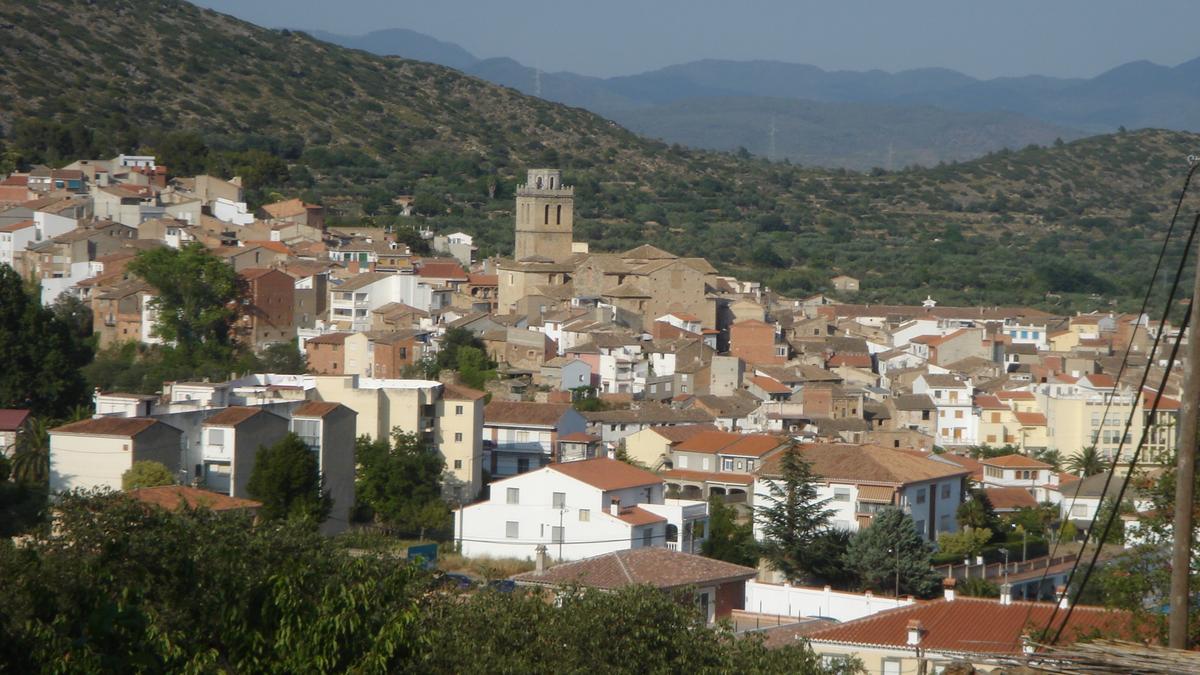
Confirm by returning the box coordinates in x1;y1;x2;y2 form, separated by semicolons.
0;158;1189;672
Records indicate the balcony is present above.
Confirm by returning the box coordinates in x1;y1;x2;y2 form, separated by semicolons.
203;444;232;461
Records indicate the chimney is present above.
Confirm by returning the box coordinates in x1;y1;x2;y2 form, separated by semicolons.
348;259;360;274
942;577;956;602
609;497;620;516
906;620;923;646
534;544;550;573
1056;585;1070;609
1000;582;1013;606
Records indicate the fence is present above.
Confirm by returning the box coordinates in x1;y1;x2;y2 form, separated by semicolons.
743;581;915;623
935;552;1078;582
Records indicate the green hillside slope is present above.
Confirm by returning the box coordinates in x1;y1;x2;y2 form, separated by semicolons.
0;0;1197;311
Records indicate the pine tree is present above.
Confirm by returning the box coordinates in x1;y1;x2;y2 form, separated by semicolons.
754;448;833;582
844;508;941;598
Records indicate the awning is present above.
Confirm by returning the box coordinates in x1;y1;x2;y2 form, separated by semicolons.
856;485;896;504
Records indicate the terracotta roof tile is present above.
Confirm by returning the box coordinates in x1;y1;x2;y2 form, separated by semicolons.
649;424;720;444
441;382;487;401
548;457;661;491
1013;411;1047;426
675;431;787;457
806;597;1145;655
983;486;1039;510
613;506;667;525
513;547;755;590
128;485;262;512
0;408;32;431
485;401;572;426
759;443;970;485
305;332;351;345
980;454;1053;469
749;375;792;395
202;406;271;427
51;417;163;437
292;401;344;418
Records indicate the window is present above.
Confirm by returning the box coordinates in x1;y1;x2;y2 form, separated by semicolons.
506;488;519;505
941;483;950;499
642;528;653;547
991;412;1001;423
578;509;590;522
506;521;519;539
702;458;710;471
455;405;464;415
453;459;462;469
454;432;463;442
939;410;945;418
1071;504;1088;517
517;458;530;473
882;658;902;675
833;487;851;502
940;514;950;532
746;459;755;472
551;526;563;543
292;419;321;453
208;428;225;446
914;520;926;536
955;410;963;419
678;455;688;469
552;492;566;509
916;488;926;504
722;458;734;471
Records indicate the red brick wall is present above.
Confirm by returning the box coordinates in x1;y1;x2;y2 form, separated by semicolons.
729;321;783;365
305;343;344;374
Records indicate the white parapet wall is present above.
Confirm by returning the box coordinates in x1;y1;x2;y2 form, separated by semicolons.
744;580;915;622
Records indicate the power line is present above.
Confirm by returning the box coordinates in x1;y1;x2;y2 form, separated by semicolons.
1040;209;1200;643
1017;161;1199;642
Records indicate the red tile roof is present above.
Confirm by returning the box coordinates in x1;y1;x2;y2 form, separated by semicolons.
512;548;756;590
996;390;1036;401
760;443;971;485
806;597;1145;655
675;431;787;457
467;273;498;286
548;457;662;491
485;401;572;427
983;486;1039;510
827;353;872;369
128;485;261;512
648;424;720;444
417;260;468;279
0;408;32;431
0;219;34;233
305;332;351;345
242;240;292;255
613;505;667;526
202;406;270;427
292;401;344;418
1142;388;1181;411
980;454;1053;469
1082;373;1117;389
1013;411;1047;426
973;394;1007;410
51;417;162;437
749;375;792;395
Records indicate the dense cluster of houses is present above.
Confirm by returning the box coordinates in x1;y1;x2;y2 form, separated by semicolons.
0;161;1171;667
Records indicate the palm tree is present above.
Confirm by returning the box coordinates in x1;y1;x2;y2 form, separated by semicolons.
10;418;50;485
1065;445;1104;477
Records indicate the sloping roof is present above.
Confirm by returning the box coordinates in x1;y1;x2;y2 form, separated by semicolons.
583;405;714;425
1013;411;1048;426
759;443;971;485
806;597;1142;655
749;375;791;395
996;390;1036;401
512;547;756;590
980;454;1053;469
892;394;935;411
974;394;1008;410
649;424;721;444
920;373;968;388
984;486;1039;510
485;401;572;427
441;382;487;401
417;260;468;279
305;332;350;345
548;457;662;491
613;506;667;526
334;272;390;292
0;408;32;431
261;198;317;218
202;406;271;427
621;244;677;260
51;417;163;437
292;401;344;418
128;485;262;512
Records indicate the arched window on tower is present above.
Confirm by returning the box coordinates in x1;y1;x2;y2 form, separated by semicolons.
549;176;555;189
556;204;562;225
544;204;550;224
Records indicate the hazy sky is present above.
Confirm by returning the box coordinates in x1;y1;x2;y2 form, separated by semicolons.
194;0;1200;79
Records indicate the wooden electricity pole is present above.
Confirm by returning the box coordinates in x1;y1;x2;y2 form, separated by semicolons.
1170;209;1200;649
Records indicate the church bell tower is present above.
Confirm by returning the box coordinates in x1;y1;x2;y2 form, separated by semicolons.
513;168;574;261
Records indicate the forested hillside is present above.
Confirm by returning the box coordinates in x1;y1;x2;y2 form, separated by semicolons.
1;0;1197;311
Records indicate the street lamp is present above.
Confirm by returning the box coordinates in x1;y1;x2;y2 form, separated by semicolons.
888;545;900;598
1012;522;1028;563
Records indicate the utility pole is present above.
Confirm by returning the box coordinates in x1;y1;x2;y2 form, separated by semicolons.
1170;198;1200;648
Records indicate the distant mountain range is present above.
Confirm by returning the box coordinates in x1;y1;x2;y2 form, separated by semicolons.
307;28;1200;169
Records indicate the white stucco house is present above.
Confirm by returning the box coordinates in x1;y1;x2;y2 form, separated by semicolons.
455;457;708;561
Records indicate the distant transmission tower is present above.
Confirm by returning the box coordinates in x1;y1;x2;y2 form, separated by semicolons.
534;66;542;97
768;116;777;162
886;142;895;172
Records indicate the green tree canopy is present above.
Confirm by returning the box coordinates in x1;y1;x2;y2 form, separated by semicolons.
1065;445;1105;477
355;430;449;537
701;494;758;567
246;433;331;526
754;448;834;582
936;526;993;559
957;489;999;533
0;266;91;418
127;243;241;358
844;508;942;598
121;461;176;491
